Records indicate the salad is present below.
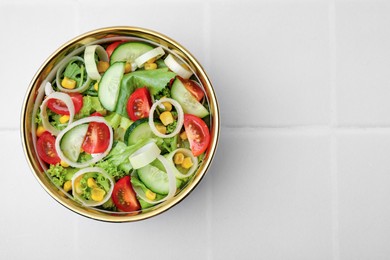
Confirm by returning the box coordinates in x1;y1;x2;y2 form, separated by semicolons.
33;38;211;213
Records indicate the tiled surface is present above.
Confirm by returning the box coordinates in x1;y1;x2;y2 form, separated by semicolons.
2;0;390;259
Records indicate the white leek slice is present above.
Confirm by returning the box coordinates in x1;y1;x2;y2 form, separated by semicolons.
133;155;177;204
71;167;114;207
149;97;184;138
129;142;161;169
44;82;55;96
84;45;109;81
55;116;113;168
166;148;198;179
40;92;75;136
164;54;193;79
56;56;92;93
134;47;165;68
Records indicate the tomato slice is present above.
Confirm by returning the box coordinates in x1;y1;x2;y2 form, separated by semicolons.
37;132;61;165
47;93;83;115
112;176;141;212
183;114;210;156
126;87;152;121
106;41;123;58
81;121;110;154
178;76;204;102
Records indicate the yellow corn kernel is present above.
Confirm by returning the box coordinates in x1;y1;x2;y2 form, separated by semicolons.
174;152;185;165
91;188;106;202
159;111;174;126
124;62;132;73
145;190;156;201
146;57;156;64
59;115;70;124
181;157;193;169
155;124;167;134
36;125;46;137
144;63;157;70
87;177;97;188
180;131;187;140
60;160;69;167
162;102;172;112
94;82;99;91
61;77;76;89
63;180;72;192
97;61;109;73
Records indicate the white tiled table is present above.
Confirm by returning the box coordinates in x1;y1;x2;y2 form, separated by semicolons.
1;0;390;259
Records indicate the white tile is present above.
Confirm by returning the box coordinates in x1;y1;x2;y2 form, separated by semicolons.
335;1;390;126
0;131;79;259
337;133;390;259
210;128;333;259
78;1;208;67
0;2;78;129
209;1;330;127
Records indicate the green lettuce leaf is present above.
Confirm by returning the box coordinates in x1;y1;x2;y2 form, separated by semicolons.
76;95;105;119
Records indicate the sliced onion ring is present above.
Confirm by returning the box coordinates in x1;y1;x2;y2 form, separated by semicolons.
84;45;109;81
55;116;113;168
133;155;177;205
40;92;75;136
164;54;193;79
56;56;92;93
149;98;184;138
71;167;114;207
166;148;198;179
135;47;165;68
129;142;161;169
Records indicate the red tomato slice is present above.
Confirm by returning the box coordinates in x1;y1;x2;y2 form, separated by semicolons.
47;93;83;115
81;121;110;154
37;132;61;165
106;41;123;58
126;87;152;121
178;77;204;102
112;176;140;212
184;114;210;156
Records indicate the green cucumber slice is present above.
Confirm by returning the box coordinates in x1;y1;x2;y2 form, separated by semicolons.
60;124;89;162
98;62;125;111
137;164;182;195
124;118;155;145
110;42;154;65
171;78;209;118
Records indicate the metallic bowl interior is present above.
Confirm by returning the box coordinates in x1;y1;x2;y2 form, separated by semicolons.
20;26;220;222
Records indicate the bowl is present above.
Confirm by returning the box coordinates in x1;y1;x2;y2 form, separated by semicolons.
21;26;219;222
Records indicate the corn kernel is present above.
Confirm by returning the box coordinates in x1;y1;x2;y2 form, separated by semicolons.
145;63;157;70
97;61;109;73
145;190;156;201
60;160;69;167
59;115;70;124
181;157;193;169
124;62;132;73
36;125;46;137
91;188;106;202
146;57;156;64
155;124;167;134
162;102;172;112
87;178;97;188
63;180;72;192
61;77;76;89
174;152;185;165
74;176;83;194
180;131;187;140
159;111;174;126
94;82;99;91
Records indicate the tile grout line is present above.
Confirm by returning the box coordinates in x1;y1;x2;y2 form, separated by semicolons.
329;0;340;259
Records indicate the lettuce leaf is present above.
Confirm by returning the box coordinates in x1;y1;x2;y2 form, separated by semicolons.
76;95;105;119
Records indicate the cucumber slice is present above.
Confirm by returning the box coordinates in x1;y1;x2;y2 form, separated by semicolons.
60;124;89;162
98;62;125;111
137;164;182;195
124;118;155;145
110;42;154;65
171;78;209;118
